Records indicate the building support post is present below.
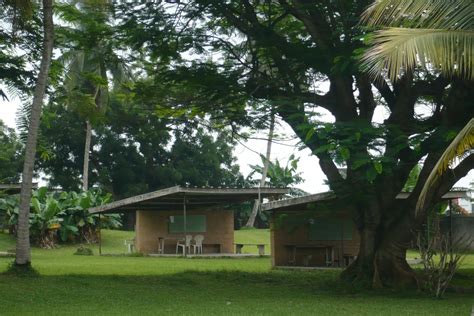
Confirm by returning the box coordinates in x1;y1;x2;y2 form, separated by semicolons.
448;199;453;249
340;219;344;267
99;213;102;256
183;193;187;257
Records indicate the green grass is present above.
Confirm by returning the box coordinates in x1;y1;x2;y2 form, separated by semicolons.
234;227;270;254
0;230;473;315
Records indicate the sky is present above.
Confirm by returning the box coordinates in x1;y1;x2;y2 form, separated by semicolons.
0;96;472;194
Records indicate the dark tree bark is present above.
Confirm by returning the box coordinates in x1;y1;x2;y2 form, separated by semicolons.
16;0;54;266
82;120;92;191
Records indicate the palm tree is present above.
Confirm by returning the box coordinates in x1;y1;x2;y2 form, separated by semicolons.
15;0;54;266
361;0;473;81
57;1;129;191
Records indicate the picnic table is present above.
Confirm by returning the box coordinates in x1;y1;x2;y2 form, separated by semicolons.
158;236;179;254
234;243;266;255
284;244;334;266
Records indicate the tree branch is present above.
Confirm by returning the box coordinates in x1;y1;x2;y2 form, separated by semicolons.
355;74;376;121
278;0;332;52
372;77;395;110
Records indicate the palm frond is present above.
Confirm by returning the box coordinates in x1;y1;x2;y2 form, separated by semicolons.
417;118;474;212
362;28;474;80
15;101;32;143
435;119;474;174
362;0;474;30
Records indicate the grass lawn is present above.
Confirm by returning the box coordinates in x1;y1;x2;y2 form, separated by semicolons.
1;229;473;315
234;227;270;254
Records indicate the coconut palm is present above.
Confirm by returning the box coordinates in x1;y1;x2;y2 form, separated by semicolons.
14;0;54;266
56;0;130;191
361;0;473;81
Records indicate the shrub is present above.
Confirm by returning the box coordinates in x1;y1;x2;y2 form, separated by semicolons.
416;215;472;298
74;245;94;256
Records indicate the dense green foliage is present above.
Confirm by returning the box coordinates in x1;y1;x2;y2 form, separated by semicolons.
0;121;23;183
28;2;246;197
0;230;473;314
0;1;41;100
38;95;244;197
0;188;120;248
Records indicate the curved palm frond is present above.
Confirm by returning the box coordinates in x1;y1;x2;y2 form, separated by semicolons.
362;28;474;80
362;0;474;30
417;118;474;212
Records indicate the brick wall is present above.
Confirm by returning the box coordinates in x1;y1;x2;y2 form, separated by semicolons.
136;208;234;254
271;211;360;267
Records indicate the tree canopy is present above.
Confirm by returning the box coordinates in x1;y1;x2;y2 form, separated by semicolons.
38;90;244;198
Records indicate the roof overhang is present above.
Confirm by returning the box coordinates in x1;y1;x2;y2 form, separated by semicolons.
0;183;38;195
89;186;288;214
262;191;336;212
262;190;469;212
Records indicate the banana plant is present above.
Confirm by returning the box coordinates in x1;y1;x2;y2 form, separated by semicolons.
0;194;20;234
0;187;121;247
28;191;64;248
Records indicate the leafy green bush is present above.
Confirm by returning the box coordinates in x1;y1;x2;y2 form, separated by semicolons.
0;188;121;248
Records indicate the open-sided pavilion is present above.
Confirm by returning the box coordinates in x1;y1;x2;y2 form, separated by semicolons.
89;185;287;255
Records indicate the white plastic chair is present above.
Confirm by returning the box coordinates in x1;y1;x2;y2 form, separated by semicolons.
176;235;193;255
192;235;204;254
124;238;135;253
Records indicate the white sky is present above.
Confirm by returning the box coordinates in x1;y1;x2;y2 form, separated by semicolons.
0;96;472;193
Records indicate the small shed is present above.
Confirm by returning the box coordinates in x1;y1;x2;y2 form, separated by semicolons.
262;190;470;268
89;186;287;255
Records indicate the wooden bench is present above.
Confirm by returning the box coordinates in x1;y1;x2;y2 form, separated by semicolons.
0;251;15;258
202;243;221;254
284;244;334;266
234;243;266;255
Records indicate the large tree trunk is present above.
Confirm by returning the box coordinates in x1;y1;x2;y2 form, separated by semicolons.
342;234;418;288
341;214;418;288
82;120;92;191
245;110;275;228
16;0;54;266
